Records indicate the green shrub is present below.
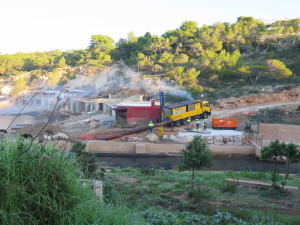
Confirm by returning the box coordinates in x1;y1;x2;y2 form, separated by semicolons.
140;167;156;176
258;187;288;199
70;141;97;178
103;180;117;202
0;138;142;225
221;180;238;193
142;208;282;225
121;168;134;173
187;186;214;201
226;171;268;181
157;183;174;193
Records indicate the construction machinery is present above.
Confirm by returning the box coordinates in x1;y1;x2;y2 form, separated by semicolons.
160;90;211;127
82;91;211;140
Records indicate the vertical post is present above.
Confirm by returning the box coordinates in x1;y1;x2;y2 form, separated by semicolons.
256;113;260;134
159;90;165;122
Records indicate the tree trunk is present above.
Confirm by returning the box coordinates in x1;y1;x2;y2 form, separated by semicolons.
283;155;290;189
192;168;195;188
292;37;296;46
273;158;281;189
249;75;255;86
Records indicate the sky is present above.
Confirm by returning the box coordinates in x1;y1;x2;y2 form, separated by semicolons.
0;0;299;54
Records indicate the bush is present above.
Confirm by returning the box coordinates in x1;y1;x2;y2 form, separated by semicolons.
0;138;142;224
259;187;288;199
103;180;117;202
259;108;285;123
221;180;238;193
187;186;214;201
140;167;156;176
70;141;97;178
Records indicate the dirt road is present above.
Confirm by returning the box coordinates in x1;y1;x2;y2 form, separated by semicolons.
212;101;300;118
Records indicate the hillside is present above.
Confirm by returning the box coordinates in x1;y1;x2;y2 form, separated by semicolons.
0;17;299;101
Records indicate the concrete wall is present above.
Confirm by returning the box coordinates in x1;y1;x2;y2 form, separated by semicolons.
85;141;255;156
49;141;73;151
87;141;136;154
209;145;255;156
259;123;300;145
18;91;85;107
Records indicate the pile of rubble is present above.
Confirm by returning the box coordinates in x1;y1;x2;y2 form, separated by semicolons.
120;130;250;146
14;122;70;141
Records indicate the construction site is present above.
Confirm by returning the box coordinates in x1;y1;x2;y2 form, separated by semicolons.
1;62;300;159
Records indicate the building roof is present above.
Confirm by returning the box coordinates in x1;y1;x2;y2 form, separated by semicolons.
164;100;200;109
72;98;95;102
117;101;157;107
66;89;86;93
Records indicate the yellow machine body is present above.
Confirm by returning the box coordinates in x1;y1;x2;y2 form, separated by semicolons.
163;100;211;126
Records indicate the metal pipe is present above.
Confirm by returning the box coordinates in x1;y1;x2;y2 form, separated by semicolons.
82;121;171;140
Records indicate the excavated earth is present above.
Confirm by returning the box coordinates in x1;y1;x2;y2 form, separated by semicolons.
216;85;300;109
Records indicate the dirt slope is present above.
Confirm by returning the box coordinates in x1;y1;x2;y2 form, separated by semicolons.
216;86;300;110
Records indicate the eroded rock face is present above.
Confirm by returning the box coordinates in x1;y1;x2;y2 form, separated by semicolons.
146;133;159;142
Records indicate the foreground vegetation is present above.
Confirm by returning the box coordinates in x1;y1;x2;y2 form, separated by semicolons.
0;138;143;224
104;167;300;225
1;136;300;224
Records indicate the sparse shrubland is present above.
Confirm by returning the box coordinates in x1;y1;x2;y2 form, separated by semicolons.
250;107;300;125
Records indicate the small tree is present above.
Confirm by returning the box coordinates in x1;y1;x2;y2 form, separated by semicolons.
282;142;300;188
261;140;285;189
261;140;300;190
180;135;212;187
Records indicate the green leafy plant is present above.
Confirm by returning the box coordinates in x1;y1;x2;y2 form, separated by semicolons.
261;140;300;190
187;186;214;201
221;180;238;193
0;138;142;224
180;135;212;187
70;140;97;178
140;167;156;176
